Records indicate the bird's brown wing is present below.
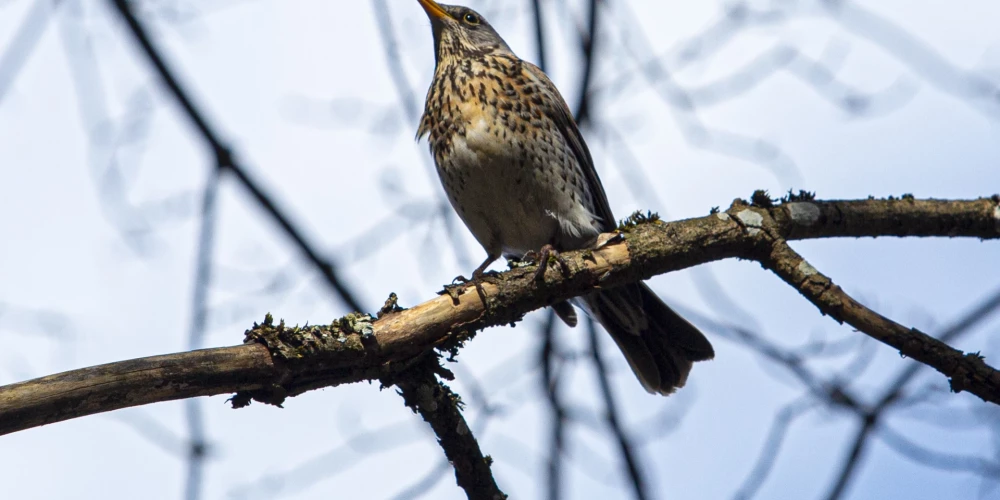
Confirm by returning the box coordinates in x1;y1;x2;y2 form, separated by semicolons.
522;61;617;232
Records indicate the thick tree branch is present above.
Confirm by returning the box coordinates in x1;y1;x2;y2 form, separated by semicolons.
1;196;997;435
0;345;275;436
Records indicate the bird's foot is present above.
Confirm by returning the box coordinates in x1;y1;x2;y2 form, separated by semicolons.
469;269;490;307
505;254;534;269
442;271;491;307
529;244;570;282
442;275;469;304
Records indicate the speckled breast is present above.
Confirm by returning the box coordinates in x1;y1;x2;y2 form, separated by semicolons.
421;58;601;256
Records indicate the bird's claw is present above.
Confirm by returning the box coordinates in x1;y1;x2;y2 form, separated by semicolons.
442;272;490;308
469;269;491;307
531;244;569;282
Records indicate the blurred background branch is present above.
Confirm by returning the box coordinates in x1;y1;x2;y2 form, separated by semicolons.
2;0;999;499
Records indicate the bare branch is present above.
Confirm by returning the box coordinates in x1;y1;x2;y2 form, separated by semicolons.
394;355;506;500
754;208;999;402
822;283;1000;499
824;417;876;500
539;309;567;500
574;0;600;125
0;0;58;104
734;398;817;500
586;318;649;500
0;196;997;436
108;0;365;312
530;0;548;73
818;0;1000;118
0;344;275;436
182;168;221;500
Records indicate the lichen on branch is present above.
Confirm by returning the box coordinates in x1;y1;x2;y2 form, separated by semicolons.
0;196;998;436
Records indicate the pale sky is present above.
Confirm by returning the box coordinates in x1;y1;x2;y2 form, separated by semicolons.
1;1;999;499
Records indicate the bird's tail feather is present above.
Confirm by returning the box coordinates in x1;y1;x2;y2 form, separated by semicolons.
579;282;714;394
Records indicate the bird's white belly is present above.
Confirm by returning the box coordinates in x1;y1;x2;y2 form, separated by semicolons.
438;118;599;256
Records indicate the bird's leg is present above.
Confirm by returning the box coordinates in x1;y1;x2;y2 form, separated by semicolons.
469;254;498;306
452;254;498;283
529;244;569;281
450;253;499;306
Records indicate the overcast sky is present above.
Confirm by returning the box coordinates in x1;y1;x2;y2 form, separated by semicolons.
2;1;999;499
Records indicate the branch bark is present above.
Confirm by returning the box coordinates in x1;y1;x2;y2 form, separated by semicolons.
1;196;998;436
394;355;506;500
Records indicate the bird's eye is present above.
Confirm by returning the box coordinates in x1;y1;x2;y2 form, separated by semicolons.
463;12;480;25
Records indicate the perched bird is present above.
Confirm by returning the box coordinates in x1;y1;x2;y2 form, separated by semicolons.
415;0;714;394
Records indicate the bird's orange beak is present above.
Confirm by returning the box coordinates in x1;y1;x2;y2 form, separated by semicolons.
417;0;451;20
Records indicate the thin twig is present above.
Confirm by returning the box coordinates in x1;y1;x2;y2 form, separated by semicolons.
574;0;599;125
824;419;876;500
733;398;817;500
587;317;649;500
822;285;1000;500
182;168;221;500
108;0;364;312
0;0;59;103
540;309;566;500
530;0;548;73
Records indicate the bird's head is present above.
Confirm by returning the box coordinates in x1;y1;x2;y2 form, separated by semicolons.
416;1;512;65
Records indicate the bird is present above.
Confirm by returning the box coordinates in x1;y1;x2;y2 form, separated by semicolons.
414;0;714;394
